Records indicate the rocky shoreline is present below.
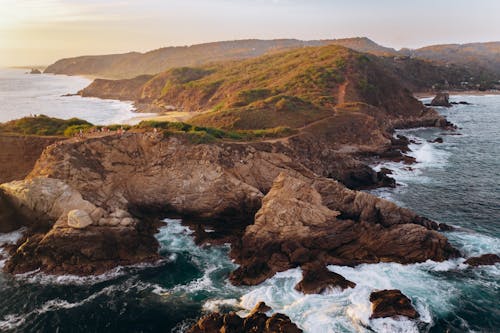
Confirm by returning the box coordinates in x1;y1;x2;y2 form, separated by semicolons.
0;71;491;330
0;109;463;279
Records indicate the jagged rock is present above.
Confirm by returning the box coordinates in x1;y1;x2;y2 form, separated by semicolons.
67;209;93;229
29;69;41;74
2;129;458;278
0;177;158;275
295;263;356;294
465;254;500;266
250;302;272;315
369;289;419;319
430;92;451;107
187;302;302;333
230;173;459;285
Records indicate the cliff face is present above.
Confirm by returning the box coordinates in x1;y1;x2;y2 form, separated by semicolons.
0;130;458;278
0;134;62;184
78;75;153;101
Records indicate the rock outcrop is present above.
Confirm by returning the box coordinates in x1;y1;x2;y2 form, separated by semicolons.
230;173;459;285
465;254;500;267
188;302;302;333
369;289;419;319
0;177;158;275
295;264;356;294
0;131;458;279
430;92;451;107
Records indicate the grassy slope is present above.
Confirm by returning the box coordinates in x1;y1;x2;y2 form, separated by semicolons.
0;115;93;137
44;38;398;79
135;45;422;130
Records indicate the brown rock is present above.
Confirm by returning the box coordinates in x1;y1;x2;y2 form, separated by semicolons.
187;303;302;333
430;92;451;107
295;264;356;294
369;289;419;319
0;134;62;184
231;173;459;286
465;254;500;267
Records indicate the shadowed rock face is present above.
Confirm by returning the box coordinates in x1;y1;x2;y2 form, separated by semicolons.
295;264;356;294
369;289;419;319
0;135;62;184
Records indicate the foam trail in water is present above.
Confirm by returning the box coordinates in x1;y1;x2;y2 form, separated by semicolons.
0;277;155;330
155;219;242;298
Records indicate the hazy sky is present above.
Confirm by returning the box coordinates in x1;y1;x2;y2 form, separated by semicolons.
0;0;499;66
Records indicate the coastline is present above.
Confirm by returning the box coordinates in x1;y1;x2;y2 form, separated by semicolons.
414;90;500;98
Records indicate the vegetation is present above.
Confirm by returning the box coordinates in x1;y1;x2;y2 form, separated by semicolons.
0;115;294;143
0;115;93;136
136;45;369;130
135;120;296;142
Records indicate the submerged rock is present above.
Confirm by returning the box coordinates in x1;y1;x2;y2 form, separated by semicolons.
369;289;419;319
465;254;500;266
295;263;356;294
188;302;302;333
430;92;451;107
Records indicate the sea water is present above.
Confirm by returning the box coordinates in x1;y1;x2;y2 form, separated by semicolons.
0;68;147;125
0;94;499;332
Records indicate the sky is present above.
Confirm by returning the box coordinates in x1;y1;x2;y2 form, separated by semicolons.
0;0;499;67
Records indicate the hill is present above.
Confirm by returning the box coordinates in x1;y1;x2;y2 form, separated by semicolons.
44;38;399;79
45;38;500;91
409;42;500;78
81;45;430;131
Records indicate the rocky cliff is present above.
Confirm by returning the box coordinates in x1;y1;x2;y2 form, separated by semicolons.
0;130;459;280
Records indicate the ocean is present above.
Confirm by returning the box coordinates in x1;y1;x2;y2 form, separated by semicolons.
0;68;144;125
0;71;498;333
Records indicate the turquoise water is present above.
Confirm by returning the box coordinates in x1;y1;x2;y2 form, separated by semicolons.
0;94;498;332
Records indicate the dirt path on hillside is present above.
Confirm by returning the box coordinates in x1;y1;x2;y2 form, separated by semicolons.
337;82;347;105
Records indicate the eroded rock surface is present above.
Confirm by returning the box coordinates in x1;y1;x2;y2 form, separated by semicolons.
0;131;458;278
230;173;459;285
369;289;419;319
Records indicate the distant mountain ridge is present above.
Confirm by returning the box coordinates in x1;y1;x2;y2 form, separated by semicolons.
43;38;400;79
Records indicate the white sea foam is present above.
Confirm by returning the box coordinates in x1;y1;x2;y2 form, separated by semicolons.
156;219;240;297
15;260;168;286
0;228;26;268
0;277;160;330
237;251;500;333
